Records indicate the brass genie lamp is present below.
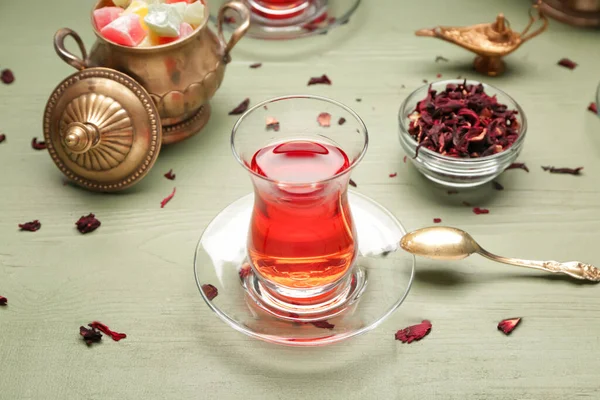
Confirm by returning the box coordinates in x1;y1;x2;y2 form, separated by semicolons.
415;2;549;77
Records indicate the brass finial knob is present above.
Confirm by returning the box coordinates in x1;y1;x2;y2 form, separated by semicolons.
62;122;99;154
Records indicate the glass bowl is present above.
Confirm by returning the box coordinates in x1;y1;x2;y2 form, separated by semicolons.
398;79;527;188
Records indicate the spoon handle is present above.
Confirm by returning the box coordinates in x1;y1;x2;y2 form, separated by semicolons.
477;248;600;282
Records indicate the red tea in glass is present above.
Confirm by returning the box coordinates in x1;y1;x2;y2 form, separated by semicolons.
248;139;357;289
247;0;311;19
231;95;368;299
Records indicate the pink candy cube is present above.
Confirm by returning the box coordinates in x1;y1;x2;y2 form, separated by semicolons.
93;7;124;31
101;14;147;47
180;22;194;38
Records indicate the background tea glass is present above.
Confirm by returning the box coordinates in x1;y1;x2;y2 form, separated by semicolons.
231;95;368;311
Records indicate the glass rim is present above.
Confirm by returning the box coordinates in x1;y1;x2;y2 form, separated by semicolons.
230;94;369;185
398;79;528;164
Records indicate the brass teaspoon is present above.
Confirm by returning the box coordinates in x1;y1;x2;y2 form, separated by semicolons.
400;226;600;282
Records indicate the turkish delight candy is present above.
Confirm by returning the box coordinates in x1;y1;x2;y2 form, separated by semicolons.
93;7;124;30
101;14;147;47
183;1;205;25
144;4;183;37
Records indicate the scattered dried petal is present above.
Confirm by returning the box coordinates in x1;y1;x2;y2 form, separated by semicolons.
317;112;331;127
249;63;262;69
557;58;577;70
422;79;428;84
0;133;5;143
588;102;598;114
307;74;332;86
498;317;521;335
389;172;397;178
0;296;7;306
433;218;442;223
160;188;176;208
31;138;47;150
436;73;442;78
239;264;252;279
228;98;250;115
356;98;362;102
266;117;280;131
541;166;583;175
447;190;459;195
75;213;101;234
88;321;126;342
224;16;236;24
473;207;489;215
462;201;472;207
164;169;176;180
338;117;346;125
506;162;529;172
80;326;102;345
202;284;218;300
349;179;357;188
395;320;432;343
310;320;335;330
18;220;41;232
403;155;407;163
435;56;449;62
1;69;14;84
492;181;504;191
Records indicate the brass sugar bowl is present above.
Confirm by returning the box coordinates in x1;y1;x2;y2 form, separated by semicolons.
43;0;250;192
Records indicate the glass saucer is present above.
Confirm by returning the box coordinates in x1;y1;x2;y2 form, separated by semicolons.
193;191;415;347
209;0;361;40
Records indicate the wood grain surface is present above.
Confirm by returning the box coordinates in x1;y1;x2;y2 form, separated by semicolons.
1;0;599;399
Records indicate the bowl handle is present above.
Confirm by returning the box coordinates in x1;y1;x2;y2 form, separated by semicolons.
54;28;89;71
217;1;251;63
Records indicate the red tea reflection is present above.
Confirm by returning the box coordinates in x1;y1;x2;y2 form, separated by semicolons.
248;139;357;290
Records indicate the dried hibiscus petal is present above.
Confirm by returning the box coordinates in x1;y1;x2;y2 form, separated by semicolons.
239;264;252;279
307;74;332;86
557;58;577;70
435;56;449;62
473;207;489;215
541;166;583;175
80;326;102;345
462;201;472;207
202;284;218;300
224;16;236;24
403;155;407;163
492;181;504;191
0;133;5;143
498;317;521;335
316;112;332;127
349;179;357;188
228;98;250;115
89;321;127;342
310;320;335;330
506;162;529;173
18;220;41;232
0;296;7;306
164;169;176;180
249;63;262;69
338;117;346;125
389;172;397;178
395;320;432;343
31;138;47;150
1;69;14;84
160;188;176;208
266;117;280;131
75;213;101;234
433;218;442;223
447;189;459;195
588;102;598;114
436;73;442;78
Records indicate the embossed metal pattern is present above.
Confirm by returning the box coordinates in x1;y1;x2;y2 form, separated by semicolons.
43;68;161;192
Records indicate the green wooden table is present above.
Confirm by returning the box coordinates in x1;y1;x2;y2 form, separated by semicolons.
1;0;599;399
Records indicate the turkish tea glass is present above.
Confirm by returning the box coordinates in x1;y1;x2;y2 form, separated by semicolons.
231;95;368;308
